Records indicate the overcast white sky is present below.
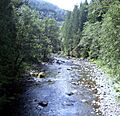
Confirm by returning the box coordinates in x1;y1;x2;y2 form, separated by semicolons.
44;0;91;10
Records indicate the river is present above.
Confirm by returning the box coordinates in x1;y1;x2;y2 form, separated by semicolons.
9;56;120;116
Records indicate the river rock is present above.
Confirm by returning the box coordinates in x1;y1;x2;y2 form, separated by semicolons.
37;72;46;78
56;60;61;65
31;72;39;77
71;82;79;85
38;101;48;107
34;99;37;102
92;88;98;94
67;92;74;96
58;67;62;69
47;79;53;82
66;103;74;106
81;99;87;103
67;90;77;96
92;100;100;109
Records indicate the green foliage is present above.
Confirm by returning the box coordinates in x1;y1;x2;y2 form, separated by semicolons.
100;2;120;76
15;5;49;62
15;4;60;62
79;1;88;32
0;0;17;83
114;86;120;100
0;0;60;109
0;0;18;110
43;18;60;53
79;22;101;59
114;86;120;93
62;11;72;55
62;0;120;77
88;0;115;23
82;0;120;77
118;95;120;100
62;1;88;57
0;0;60;83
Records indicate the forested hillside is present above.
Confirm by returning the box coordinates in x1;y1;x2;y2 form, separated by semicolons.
28;0;67;22
62;0;120;78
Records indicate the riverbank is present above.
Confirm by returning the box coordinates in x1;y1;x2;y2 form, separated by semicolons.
70;57;120;116
93;59;120;98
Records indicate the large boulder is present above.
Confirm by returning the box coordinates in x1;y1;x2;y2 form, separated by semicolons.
30;72;38;77
37;72;46;78
38;101;48;107
30;71;46;78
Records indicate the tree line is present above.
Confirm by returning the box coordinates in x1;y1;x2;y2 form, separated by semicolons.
62;0;120;78
0;0;60;109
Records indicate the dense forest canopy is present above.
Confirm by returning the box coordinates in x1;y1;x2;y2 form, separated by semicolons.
0;0;61;110
62;0;120;78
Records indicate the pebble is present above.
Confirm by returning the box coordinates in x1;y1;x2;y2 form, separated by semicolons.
67;92;74;96
38;101;48;107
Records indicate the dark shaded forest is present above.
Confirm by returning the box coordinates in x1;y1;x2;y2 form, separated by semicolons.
0;0;61;110
0;0;120;114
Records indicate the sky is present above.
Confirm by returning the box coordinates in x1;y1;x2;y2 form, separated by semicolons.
44;0;91;10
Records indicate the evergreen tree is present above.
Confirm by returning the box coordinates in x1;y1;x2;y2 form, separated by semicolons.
62;11;72;55
79;1;88;32
62;1;88;57
44;18;60;53
79;22;101;58
100;1;120;76
62;0;120;77
70;5;80;56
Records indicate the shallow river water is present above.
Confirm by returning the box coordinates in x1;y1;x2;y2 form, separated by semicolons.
10;56;120;116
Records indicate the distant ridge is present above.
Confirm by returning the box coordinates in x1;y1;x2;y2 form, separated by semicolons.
28;0;67;22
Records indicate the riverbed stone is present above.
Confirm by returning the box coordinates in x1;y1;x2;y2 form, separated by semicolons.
37;72;46;78
67;92;74;96
38;101;48;107
56;60;61;64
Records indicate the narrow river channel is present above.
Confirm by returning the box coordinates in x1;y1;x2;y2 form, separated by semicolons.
10;56;120;116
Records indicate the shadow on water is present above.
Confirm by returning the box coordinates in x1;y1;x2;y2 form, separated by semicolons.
7;56;103;116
